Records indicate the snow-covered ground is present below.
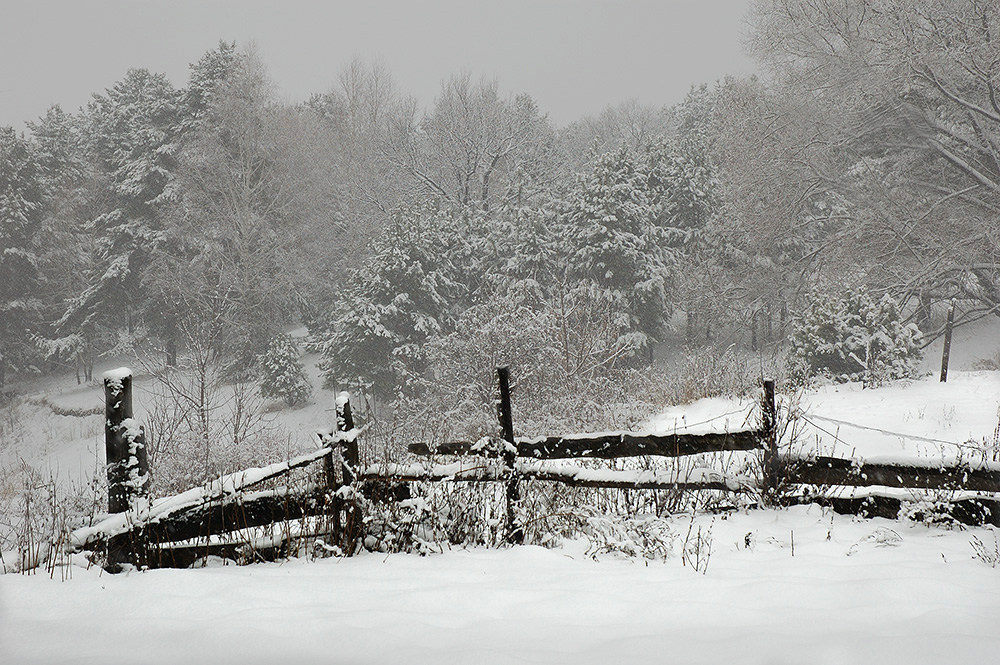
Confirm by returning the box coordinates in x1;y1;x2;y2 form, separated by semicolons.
647;370;998;462
2;506;998;665
1;319;998;664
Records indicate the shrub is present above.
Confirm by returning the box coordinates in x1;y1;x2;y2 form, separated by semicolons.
789;288;921;386
258;334;312;407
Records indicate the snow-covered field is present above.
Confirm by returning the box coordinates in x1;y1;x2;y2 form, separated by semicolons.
2;507;998;665
1;320;998;665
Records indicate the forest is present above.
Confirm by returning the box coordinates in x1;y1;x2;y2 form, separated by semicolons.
1;0;997;454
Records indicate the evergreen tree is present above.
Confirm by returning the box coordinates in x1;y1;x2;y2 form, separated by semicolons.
62;69;181;344
182;41;238;128
258;334;311;406
789;288;922;387
557;147;669;360
27;106;97;380
0;127;45;385
312;204;463;396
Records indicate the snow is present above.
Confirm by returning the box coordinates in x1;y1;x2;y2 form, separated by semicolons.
101;366;132;388
118;417;143;442
791;371;999;461
645;396;758;435
3;507;998;665
640;371;999;465
2;328;998;665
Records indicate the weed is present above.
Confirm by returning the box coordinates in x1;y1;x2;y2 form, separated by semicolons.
970;531;999;567
681;513;714;574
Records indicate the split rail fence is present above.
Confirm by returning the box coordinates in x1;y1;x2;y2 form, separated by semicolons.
70;366;1000;569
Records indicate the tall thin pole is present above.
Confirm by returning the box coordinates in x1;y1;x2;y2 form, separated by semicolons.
762;378;778;499
940;301;955;383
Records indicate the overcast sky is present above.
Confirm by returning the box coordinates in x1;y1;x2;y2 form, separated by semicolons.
1;0;756;129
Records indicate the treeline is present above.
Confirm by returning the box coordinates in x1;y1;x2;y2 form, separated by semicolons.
1;0;998;400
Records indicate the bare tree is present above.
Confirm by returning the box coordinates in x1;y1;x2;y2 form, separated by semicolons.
383;72;557;212
746;0;1000;327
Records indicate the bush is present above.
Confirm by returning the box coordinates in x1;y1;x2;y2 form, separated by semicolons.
789;288;921;386
258;335;312;407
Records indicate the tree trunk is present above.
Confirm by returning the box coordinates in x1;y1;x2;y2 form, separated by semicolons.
940;301;955;382
918;289;933;333
166;331;177;368
686;310;699;345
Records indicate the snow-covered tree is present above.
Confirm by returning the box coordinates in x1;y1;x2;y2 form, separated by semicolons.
312;204;463;397
557;147;670;361
789;288;922;386
26;106;101;380
258;334;311;406
152;45;333;375
181;40;237;129
0;127;45;385
748;0;1000;325
61;68;181;344
384;73;556;212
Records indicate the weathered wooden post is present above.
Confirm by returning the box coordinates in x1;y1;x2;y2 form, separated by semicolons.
322;396;341;543
104;367;149;514
940;300;955;383
337;392;359;483
337;391;361;553
496;366;523;544
762;378;778;500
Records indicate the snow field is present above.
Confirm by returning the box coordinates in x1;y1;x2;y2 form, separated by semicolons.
2;505;997;665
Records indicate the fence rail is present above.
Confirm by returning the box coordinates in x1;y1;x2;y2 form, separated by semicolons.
782;455;1000;493
409;430;764;460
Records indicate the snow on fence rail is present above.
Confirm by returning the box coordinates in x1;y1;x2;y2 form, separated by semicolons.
70;366;1000;571
362;460;750;492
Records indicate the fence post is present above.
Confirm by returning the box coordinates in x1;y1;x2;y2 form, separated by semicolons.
496;366;523;544
337;391;361;554
940;300;955;383
103;367;149;514
762;378;778;500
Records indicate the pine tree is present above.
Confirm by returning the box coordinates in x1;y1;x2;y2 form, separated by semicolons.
62;69;182;344
0;127;45;385
789;288;922;386
312;204;463;396
27;106;97;381
258;334;311;406
182;41;238;128
557;147;669;361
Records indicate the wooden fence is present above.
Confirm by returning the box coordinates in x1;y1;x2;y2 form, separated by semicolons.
71;366;1000;570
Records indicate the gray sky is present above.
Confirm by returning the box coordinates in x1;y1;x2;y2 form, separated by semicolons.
1;0;756;129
